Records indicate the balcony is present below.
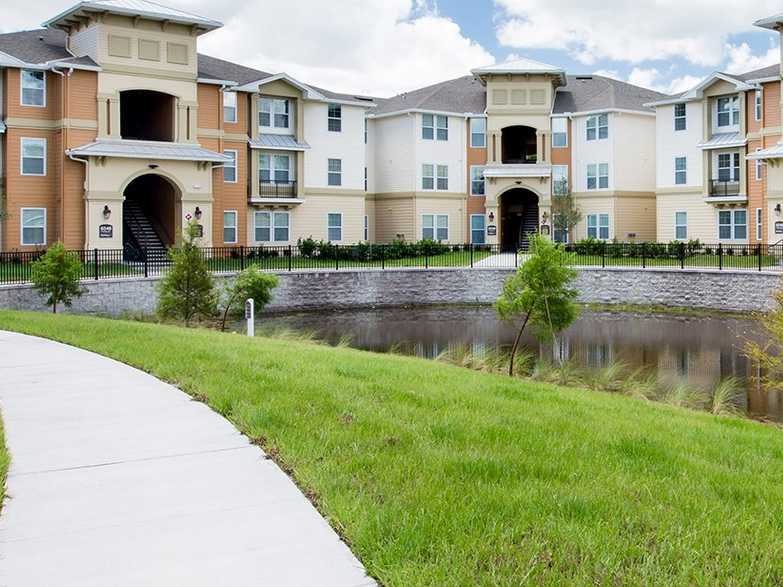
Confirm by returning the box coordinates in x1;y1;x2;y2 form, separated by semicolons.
259;180;298;198
707;180;746;204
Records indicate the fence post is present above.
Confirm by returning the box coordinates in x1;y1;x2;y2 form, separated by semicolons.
515;247;519;268
680;242;685;270
718;243;723;271
336;246;339;271
470;243;474;268
288;245;293;272
758;243;763;272
425;247;429;270
381;245;385;270
641;242;646;269
143;247;148;278
602;242;606;269
240;246;245;271
94;248;99;280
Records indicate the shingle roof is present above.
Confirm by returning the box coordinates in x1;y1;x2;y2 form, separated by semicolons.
196;53;272;85
0;28;71;64
553;75;666;114
735;64;780;81
373;75;486;116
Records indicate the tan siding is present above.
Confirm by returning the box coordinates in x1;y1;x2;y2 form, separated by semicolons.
764;81;780;129
465;119;487;239
197;84;220;130
68;70;98;121
6;69;61;120
374;196;415;243
213;138;247;245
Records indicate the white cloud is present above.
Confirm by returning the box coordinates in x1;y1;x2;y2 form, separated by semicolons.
495;0;781;68
1;0;494;98
666;75;703;95
724;42;779;74
627;67;661;90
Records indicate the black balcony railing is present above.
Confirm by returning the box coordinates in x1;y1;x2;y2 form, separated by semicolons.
710;180;741;197
258;181;298;198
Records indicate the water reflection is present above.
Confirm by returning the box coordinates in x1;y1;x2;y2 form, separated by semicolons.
254;306;780;422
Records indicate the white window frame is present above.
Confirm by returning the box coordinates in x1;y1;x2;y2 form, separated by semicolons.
20;137;47;176
587;164;597;190
755;148;764;181
755;89;763;122
327;213;343;242
675;156;687;185
223;149;237;183
260;97;291;130
436;164;448;191
20;207;46;246
20;69;46;108
422;114;434;140
328;158;342;186
254;210;290;243
223;210;237;244
223;91;237;123
470;117;486;148
552;164;568;196
436;115;448;141
718;209;748;241
717;152;740;182
552;117;568;148
757;208;763;241
470;165;485;196
717;96;740;128
586;113;608;141
328;103;342;132
598;163;609;189
260;153;293;184
422;164;435;190
470;214;486;244
422;213;449;241
674;103;686;131
675;211;688;241
587;213;610;240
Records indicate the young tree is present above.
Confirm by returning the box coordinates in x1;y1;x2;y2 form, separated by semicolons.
30;242;85;313
219;267;279;331
746;287;783;393
157;221;217;326
495;234;580;375
551;192;582;243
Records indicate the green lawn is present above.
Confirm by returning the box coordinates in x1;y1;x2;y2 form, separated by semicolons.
1;311;783;585
572;253;780;270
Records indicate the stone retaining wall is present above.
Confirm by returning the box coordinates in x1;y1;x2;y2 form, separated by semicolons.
0;267;780;316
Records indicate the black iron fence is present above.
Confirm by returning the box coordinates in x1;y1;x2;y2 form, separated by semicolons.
1;241;781;286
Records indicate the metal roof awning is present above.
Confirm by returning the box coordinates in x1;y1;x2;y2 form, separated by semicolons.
697;132;746;150
66;140;232;163
482;164;552;179
0;120;6;134
747;143;783;160
249;135;310;152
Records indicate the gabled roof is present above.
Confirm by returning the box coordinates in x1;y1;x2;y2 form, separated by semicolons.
43;0;222;34
646;71;758;107
754;13;783;30
734;64;780;82
553;75;666;115
0;28;72;64
373;75;486;116
197;54;273;86
472;57;565;82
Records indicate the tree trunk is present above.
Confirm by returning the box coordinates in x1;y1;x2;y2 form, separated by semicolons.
509;313;531;376
220;292;238;332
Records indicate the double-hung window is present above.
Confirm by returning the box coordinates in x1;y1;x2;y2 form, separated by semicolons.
674;103;686;131
587;163;608;190
553;214;569;244
717;152;740;182
422;164;435;190
255;211;289;242
470;214;486;244
422;214;448;241
470;166;485;195
328;158;342;186
757;208;763;241
327;213;342;241
421;164;447;191
422;114;448;140
755;90;763;122
717;96;739;128
21;138;46;176
328;104;342;132
21;208;46;245
260;153;291;184
260;97;290;129
586;113;608;141
718;209;747;240
587;214;610;240
470;117;486;148
21;70;45;107
223;211;237;243
552;165;568;196
223;150;237;183
436;165;448;190
223;91;237;123
675;211;688;240
675;156;687;185
552;117;568;147
364;215;369;241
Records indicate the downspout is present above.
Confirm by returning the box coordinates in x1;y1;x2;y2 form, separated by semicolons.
67;152;88;247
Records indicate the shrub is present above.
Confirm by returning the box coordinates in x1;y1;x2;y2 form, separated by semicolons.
30;242;85;313
219;267;279;331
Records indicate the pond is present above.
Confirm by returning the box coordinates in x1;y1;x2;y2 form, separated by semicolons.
251;306;781;423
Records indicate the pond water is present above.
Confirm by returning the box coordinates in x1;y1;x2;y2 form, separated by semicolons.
252;306;781;423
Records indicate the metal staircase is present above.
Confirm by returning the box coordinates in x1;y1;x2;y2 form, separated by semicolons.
123;200;168;261
518;206;540;252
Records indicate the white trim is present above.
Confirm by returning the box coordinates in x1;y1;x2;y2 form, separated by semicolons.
223;149;238;183
755;89;763;122
551;116;568;148
674;210;688;240
223;210;238;244
327;103;342;133
20;69;46;108
470;213;486;244
421;213;449;242
470;165;486;196
327;212;343;243
20;137;47;176
717;208;749;242
328;158;342;187
554;108;656;118
20;207;46;246
198;77;238;87
645;72;754;107
469;117;486;148
757;208;763;241
223;91;237;124
586;213;611;241
253;210;291;244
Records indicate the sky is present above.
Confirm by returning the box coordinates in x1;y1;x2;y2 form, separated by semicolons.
2;0;782;98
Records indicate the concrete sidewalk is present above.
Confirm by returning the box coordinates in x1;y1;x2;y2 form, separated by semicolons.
0;331;375;587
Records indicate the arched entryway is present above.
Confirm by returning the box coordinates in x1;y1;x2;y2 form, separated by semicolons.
123;174;179;254
500;188;539;251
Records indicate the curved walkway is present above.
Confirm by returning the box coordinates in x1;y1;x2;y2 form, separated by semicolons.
0;331;374;587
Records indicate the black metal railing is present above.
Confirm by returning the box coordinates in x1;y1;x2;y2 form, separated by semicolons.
710;180;741;197
258;180;298;198
1;241;781;286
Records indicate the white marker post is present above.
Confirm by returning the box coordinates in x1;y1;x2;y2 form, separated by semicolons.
245;298;255;338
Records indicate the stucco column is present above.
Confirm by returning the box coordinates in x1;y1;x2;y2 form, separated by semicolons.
250;95;259;141
176;101;189;142
108;97;121;139
250;149;259;197
97;96;110;138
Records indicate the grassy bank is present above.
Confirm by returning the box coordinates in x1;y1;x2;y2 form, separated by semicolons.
1;311;782;585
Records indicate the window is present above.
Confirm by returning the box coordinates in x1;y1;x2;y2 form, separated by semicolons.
470;166;485;195
675;156;687;185
223;211;237;243
223;150;237;183
717;96;739;127
21;70;45;107
260;97;290;129
364;167;368;191
422;214;448;241
21;208;46;245
674;103;686;131
436;115;448;141
755;89;762;122
364;118;368;144
21;138;46;176
436;165;448;190
587;213;610;240
755;149;764;181
552;117;568;147
598;163;609;189
586;113;608;141
223;91;237;123
255;211;289;242
470;118;486;148
260;153;291;183
757;208;763;241
328;158;342;186
327;213;342;241
552;165;568;195
422;114;448;140
718;209;747;240
364;215;369;241
553;214;569;244
422;164;434;190
587;164;597;190
675;211;688;240
587;163;608;190
328;104;342;132
471;214;486;244
717;152;740;182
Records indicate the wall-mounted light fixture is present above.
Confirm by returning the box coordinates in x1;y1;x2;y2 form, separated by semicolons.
102;205;111;220
148;163;159;170
194;206;203;220
488;211;495;223
776;203;782;215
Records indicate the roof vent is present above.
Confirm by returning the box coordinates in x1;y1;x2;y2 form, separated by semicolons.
575;76;593;81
